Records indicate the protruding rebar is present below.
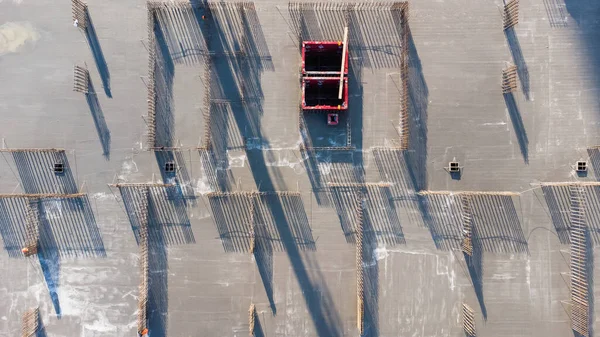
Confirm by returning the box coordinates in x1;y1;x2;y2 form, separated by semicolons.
21;307;39;337
503;0;519;30
462;303;476;336
502;64;517;93
72;0;88;29
73;65;90;93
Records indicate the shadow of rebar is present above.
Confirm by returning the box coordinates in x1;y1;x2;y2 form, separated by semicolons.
504;27;530;100
541;185;600;246
0;196;105;258
147;197;169;337
540;185;571;244
403;22;429;193
164;2;343;334
362;228;379;337
503;92;528;164
416;194;463;250
588;148;600;181
254;218;276;315
36;315;47;337
154;19;176;148
465;224;487;321
543;0;568;28
11;151;78;195
85;78;111;158
120;186;195;246
470;195;528;254
38;216;61;317
84;10;111;98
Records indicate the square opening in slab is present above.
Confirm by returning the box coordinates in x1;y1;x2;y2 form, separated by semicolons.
449;162;460;172
577;161;587;172
165;161;176;173
53;163;64;174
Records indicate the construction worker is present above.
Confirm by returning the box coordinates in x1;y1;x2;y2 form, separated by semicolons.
21;247;29;255
139;328;149;336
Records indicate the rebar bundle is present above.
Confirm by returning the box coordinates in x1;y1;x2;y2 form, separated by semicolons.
300;145;356;151
21;308;39;337
136;187;150;335
460;195;473;256
462;303;476;336
147;5;157;148
355;190;364;334
0;193;85;199
417;190;519;197
328;182;392;188
207;191;300;197
109;183;173;188
503;0;519;30
248;303;256;336
23;198;40;257
0;148;65;153
73;65;90;93
72;0;88;29
289;2;404;11
248;196;256;254
568;184;588;337
396;3;409;150
502;65;517;93
201;54;212;150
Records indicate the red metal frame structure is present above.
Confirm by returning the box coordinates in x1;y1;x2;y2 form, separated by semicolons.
302;41;349;76
302;77;348;110
301;40;349;111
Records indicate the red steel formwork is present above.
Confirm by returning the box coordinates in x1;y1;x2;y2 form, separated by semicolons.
301;41;349;111
302;41;349;76
302;77;348;110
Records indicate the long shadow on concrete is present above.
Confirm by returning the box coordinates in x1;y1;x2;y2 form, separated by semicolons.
84;10;111;98
503;92;528;164
504;27;530;100
363;226;380;337
38;212;61;318
85;78;111;159
36;315;47;337
147;196;169;337
192;3;343;334
465;224;487;321
118;185;195;336
154;19;176;148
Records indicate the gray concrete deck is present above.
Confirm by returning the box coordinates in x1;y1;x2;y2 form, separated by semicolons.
0;0;600;336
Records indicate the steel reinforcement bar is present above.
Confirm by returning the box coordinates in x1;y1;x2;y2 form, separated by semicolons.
72;0;88;29
417;190;519;196
136;187;150;336
502;64;517;94
23;198;40;257
21;308;39;337
503;0;519;30
0;148;65;153
355;190;365;334
462;303;476;336
206;191;301;197
146;4;157;148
